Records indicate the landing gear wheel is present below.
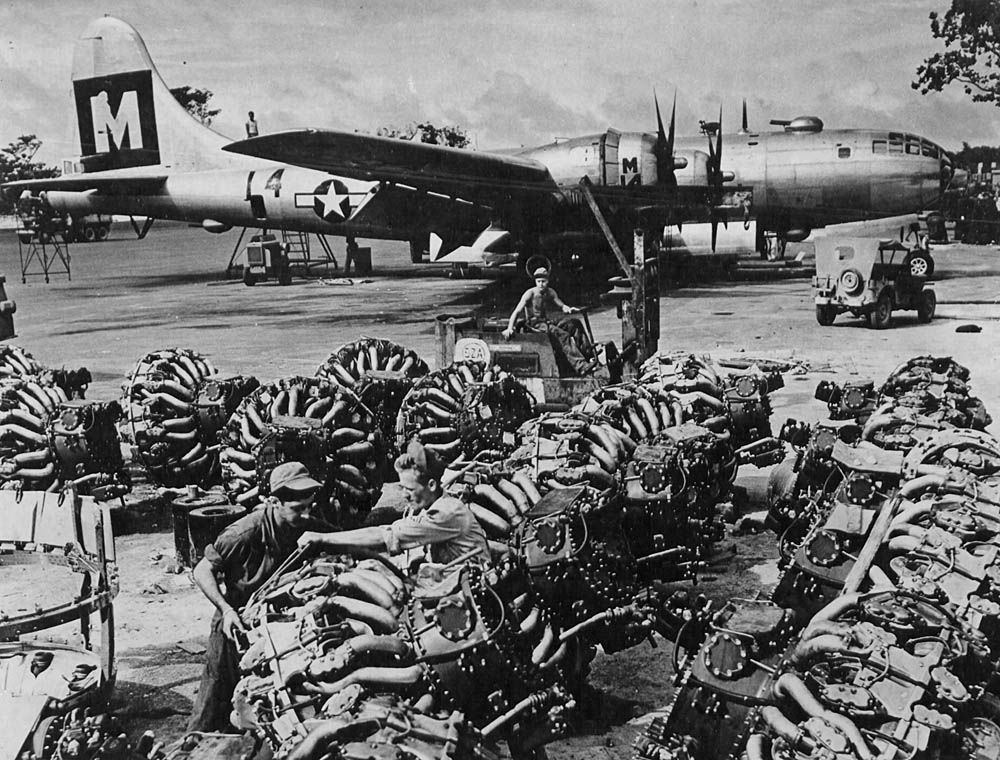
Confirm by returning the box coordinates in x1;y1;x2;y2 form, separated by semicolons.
917;289;936;322
409;239;424;264
815;304;837;326
872;291;893;329
906;250;933;278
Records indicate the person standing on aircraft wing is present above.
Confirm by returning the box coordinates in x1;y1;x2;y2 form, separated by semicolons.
245;111;259;138
503;267;596;375
188;461;332;732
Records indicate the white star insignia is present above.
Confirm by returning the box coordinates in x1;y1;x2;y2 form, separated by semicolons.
315;181;351;221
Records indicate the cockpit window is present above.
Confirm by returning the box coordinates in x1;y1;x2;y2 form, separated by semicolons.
874;134;942;159
838;147;851;159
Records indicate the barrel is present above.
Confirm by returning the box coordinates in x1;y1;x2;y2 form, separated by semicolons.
170;491;231;567
187;504;248;565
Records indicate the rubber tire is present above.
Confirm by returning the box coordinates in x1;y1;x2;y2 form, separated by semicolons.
839;268;864;296
278;268;292;286
906;251;932;278
96;224;109;241
871;291;893;329
409;240;424;264
815;304;837;326
243;269;257;286
83;225;97;243
917;289;936;322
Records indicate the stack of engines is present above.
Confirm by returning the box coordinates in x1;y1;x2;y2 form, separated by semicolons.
769;356;991;531
317;338;429;467
396;360;536;468
634;355;1000;760
232;554;575;759
0;345;125;498
230;349;783;760
121;348;259;487
220;376;384;524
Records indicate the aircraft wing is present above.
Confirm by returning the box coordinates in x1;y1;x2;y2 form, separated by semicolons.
2;172;168;198
224;130;556;202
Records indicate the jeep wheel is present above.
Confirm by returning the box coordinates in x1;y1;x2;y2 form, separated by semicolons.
242;269;257;287
872;292;893;329
917;289;936;322
815;304;837;326
906;251;933;278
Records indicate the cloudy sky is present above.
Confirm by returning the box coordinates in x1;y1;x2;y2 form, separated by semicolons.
2;0;998;165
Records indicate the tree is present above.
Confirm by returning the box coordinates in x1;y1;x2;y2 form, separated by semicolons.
954;141;1000;170
0;135;60;214
170;86;220;125
377;122;470;148
913;2;1000;104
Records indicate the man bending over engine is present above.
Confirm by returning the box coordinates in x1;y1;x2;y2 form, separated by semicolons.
298;440;489;571
188;461;331;732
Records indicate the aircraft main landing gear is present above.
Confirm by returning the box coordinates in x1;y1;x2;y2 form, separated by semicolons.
757;231;787;261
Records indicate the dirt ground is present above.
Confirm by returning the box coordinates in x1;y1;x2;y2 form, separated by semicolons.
1;223;999;757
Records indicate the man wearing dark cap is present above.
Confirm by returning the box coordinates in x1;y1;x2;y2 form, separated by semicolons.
503;266;594;374
298;440;488;570
188;461;331;732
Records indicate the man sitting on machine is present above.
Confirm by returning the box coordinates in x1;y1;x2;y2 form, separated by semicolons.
502;266;596;375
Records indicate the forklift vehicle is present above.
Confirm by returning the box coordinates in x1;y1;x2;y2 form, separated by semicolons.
242;233;292;286
435;311;621;411
812;237;936;329
436;231;660;410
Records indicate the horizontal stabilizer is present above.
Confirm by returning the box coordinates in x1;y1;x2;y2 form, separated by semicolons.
2;173;167;199
433;227;513;265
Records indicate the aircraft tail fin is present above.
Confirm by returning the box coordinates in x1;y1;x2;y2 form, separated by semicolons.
69;17;237;174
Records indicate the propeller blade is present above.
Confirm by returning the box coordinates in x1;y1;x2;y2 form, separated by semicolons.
742;99;748;132
715;106;723;179
654;90;678;186
668;93;677;161
655;90;666;142
711;218;718;252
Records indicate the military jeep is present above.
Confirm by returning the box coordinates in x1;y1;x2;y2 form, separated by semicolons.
812;237;936;329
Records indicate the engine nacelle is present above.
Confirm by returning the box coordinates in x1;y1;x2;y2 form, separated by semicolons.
202;219;232;233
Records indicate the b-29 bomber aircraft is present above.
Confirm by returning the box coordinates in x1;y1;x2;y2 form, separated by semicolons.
4;16;958;273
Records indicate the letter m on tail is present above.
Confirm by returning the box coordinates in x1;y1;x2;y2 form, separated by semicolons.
74;70;160;171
